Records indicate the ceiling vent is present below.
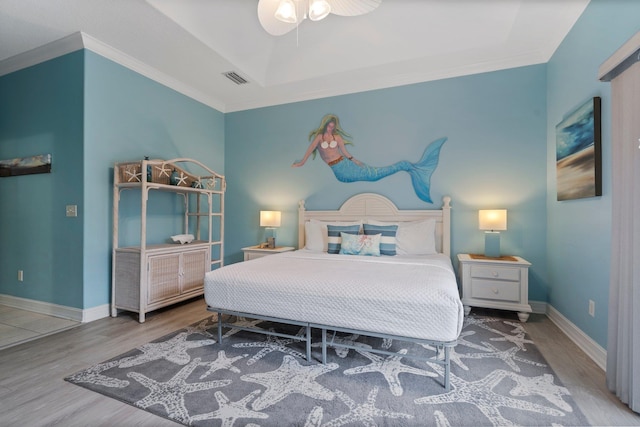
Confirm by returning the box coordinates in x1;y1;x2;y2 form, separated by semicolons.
222;71;249;85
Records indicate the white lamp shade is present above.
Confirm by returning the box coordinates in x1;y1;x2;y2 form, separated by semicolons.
478;209;507;231
260;210;281;227
274;0;298;23
308;0;331;21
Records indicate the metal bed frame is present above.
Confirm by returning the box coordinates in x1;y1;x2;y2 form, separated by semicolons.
209;307;455;391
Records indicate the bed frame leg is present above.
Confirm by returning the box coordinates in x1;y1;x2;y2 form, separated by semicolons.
444;346;451;391
217;312;223;344
322;329;327;364
306;324;312;362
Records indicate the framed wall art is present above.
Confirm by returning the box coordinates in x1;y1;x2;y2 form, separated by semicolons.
556;97;602;201
0;154;52;177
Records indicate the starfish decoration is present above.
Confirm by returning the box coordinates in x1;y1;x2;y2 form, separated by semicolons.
458;341;547;372
321;387;413;427
415;365;565;426
421;330;493;371
311;333;372;358
184;317;217;339
156;163;171;178
433;410;452;427
504;371;572;412
222;317;266;339
118;332;216;368
232;327;307;365
124;166;141;182
188;390;268;427
303;406;324;427
175;171;188;186
199;350;247;380
343;348;438;396
66;357;132;388
486;326;534;352
128;357;230;424
207;177;217;189
241;355;338;411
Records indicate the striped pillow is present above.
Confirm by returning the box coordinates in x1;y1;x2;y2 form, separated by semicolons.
363;223;398;256
327;224;360;254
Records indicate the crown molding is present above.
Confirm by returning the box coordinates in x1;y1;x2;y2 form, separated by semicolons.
0;32;84;78
0;32;225;112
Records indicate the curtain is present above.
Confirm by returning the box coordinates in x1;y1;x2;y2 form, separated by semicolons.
606;59;640;413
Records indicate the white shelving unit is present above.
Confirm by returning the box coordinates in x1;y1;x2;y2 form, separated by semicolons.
111;158;225;322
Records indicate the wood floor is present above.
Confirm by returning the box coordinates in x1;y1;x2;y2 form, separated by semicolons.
1;298;638;426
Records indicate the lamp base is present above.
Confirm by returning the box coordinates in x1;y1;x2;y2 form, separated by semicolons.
484;231;501;258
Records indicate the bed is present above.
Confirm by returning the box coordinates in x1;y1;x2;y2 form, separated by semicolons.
204;193;463;389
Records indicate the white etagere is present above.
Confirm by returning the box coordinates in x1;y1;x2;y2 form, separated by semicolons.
111;158;225;322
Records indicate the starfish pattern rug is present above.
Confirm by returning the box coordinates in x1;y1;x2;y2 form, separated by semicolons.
65;313;590;426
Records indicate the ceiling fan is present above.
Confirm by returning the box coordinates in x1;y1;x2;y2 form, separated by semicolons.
257;0;381;36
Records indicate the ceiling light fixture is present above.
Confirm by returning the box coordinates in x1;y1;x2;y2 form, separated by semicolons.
258;0;381;36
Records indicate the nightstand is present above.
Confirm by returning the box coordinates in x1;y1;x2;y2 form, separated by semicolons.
242;245;295;261
457;253;532;322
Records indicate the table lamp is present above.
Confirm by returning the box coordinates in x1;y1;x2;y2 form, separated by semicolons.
479;209;507;257
260;210;281;248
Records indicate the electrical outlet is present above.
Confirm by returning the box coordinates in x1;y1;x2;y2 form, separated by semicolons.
589;300;595;317
18;270;23;281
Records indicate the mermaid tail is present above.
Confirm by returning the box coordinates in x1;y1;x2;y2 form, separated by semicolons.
329;137;447;203
408;137;447;203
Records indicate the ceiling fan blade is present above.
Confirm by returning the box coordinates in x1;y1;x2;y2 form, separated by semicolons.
328;0;381;17
258;0;298;36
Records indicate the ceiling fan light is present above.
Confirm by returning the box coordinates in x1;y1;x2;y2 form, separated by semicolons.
275;0;298;23
308;0;331;21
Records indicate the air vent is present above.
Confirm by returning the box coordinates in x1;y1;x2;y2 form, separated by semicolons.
222;71;249;85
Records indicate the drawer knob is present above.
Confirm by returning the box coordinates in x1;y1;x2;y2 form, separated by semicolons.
492;287;499;294
492;271;499;277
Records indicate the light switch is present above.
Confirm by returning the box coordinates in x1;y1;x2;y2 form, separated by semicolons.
66;205;78;217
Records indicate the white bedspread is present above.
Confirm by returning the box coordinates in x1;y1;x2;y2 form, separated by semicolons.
204;250;463;342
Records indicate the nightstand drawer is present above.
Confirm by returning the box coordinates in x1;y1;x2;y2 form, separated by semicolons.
471;265;520;281
470;279;520;302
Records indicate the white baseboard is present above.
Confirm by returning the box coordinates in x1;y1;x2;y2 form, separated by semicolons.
545;304;607;371
0;294;109;323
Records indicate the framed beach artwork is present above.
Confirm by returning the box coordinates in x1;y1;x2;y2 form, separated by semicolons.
0;154;52;177
555;97;602;201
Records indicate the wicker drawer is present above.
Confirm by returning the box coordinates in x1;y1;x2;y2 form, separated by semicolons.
471;265;520;281
470;279;520;302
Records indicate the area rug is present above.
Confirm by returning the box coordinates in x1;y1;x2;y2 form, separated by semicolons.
65;314;590;426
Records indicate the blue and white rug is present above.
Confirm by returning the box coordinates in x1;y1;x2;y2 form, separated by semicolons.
65;313;590;426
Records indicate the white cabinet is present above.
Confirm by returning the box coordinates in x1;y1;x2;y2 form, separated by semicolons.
457;253;532;322
111;158;225;322
242;246;295;261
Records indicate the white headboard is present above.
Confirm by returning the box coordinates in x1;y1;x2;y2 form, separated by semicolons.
298;193;451;256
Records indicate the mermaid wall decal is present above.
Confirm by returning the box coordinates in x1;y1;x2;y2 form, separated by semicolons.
292;114;447;203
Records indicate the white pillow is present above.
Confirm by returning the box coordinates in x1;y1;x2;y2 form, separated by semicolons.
396;219;436;255
304;219;362;252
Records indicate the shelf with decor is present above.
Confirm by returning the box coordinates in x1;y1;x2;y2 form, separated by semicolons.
111;157;225;322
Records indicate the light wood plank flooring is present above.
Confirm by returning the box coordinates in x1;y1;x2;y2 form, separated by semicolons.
0;305;80;350
0;299;638;426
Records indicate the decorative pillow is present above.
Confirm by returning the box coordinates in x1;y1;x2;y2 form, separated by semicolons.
339;232;381;256
307;219;362;252
326;224;360;254
304;220;324;252
396;219;437;255
363;223;398;256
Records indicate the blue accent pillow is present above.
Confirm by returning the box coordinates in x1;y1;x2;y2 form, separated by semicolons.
339;232;381;256
363;223;398;256
327;224;360;254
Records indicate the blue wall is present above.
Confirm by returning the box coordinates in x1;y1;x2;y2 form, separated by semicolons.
0;51;85;308
225;65;549;301
546;0;640;348
0;50;224;310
